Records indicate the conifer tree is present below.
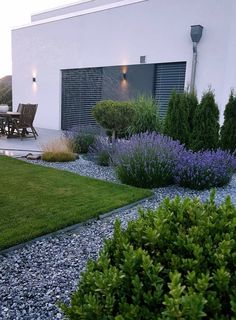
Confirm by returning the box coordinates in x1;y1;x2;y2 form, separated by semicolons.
191;90;220;151
164;91;190;146
186;91;198;134
220;91;236;153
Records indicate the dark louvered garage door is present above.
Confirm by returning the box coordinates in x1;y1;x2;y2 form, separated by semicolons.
61;68;102;130
154;62;186;117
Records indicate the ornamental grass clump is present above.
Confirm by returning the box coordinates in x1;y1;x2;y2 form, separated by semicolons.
175;149;235;190
115;132;184;188
61;192;236;319
42;137;76;162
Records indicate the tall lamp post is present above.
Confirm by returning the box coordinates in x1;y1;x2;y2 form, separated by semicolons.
190;25;203;92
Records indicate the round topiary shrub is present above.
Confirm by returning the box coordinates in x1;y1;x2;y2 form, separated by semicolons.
174;149;235;190
61;192;236;319
114;132;184;188
92;100;135;141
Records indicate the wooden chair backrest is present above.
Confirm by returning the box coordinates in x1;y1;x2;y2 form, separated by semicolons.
18;104;38;127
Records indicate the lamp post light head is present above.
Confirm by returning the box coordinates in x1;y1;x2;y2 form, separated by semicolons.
191;25;203;43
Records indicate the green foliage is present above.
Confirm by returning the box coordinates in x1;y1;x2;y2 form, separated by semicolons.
164;91;191;146
74;133;96;154
0;76;12;108
220;91;236;153
42;151;76;162
61;192;236;319
96;150;110;166
92;100;135;140
191;90;220;151
186;90;198;134
129;95;161;134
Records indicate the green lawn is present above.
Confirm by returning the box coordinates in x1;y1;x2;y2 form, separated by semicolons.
0;156;152;250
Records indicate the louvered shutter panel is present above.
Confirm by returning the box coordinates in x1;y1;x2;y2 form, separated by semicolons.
61;68;102;130
154;62;186;118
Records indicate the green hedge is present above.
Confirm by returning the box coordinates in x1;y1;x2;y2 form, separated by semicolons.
61;192;236;319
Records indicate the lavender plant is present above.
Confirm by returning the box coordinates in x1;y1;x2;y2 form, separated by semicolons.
88;136;116;166
175;149;235;190
115;132;185;188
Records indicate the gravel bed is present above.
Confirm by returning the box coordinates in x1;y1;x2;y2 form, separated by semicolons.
22;155;118;183
1;157;236;320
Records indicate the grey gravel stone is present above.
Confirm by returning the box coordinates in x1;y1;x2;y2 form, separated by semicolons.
1;157;235;319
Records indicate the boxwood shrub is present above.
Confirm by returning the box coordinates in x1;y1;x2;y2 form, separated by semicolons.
61;192;236;319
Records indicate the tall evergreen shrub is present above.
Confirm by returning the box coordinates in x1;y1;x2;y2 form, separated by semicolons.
164;91;190;146
191;90;220;151
186;90;198;134
220;91;236;153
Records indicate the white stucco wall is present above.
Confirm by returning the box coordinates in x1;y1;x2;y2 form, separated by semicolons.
31;0;123;22
12;0;235;130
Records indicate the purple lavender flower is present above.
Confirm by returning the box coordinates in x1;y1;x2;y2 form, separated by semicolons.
114;132;185;188
175;149;235;190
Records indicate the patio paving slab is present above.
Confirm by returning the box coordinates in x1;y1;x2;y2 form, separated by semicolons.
0;128;63;157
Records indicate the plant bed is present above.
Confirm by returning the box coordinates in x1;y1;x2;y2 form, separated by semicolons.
0;156;152;250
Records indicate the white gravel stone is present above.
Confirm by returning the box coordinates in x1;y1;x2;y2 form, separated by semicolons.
1;157;235;319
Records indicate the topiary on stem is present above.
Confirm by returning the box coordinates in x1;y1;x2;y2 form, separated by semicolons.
92;100;134;142
220;91;236;153
191;90;220;151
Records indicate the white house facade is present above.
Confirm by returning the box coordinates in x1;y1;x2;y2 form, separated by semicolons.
11;0;236;130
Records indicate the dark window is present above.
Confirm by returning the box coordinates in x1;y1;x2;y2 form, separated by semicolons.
153;62;186;117
61;68;102;130
61;62;186;130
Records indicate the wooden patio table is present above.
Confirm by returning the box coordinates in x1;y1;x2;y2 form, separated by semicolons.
0;112;21;138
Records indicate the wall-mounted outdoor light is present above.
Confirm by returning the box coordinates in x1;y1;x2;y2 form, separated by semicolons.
190;25;203;92
122;72;127;81
140;55;146;64
32;77;36;82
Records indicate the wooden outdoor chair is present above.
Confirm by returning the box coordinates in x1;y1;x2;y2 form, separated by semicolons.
0;117;6;135
11;104;38;139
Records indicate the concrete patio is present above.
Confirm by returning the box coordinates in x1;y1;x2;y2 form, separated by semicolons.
0;127;63;157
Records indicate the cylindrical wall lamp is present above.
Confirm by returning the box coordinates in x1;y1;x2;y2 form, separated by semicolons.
32;77;36;82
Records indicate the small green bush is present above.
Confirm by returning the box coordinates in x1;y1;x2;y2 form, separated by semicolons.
191;90;220;151
42;151;76;162
74;133;96;154
61;192;236;319
88;137;115;167
129;95;161;134
92;100;135;141
220;91;236;153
